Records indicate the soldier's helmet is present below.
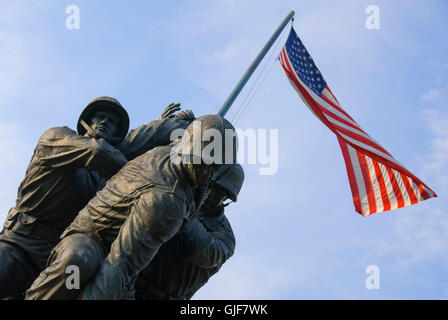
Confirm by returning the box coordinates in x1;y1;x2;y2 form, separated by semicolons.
176;114;238;166
77;96;130;145
215;163;245;202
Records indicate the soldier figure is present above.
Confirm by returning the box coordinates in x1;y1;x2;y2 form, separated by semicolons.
25;114;238;300
0;96;193;299
134;163;245;300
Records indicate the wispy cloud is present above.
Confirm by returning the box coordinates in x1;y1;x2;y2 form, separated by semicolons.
422;108;448;187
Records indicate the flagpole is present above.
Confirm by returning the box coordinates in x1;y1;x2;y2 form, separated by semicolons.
217;10;295;117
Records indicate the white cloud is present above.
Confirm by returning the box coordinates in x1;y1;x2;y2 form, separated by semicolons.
421;96;448;189
370;206;448;270
421;88;443;101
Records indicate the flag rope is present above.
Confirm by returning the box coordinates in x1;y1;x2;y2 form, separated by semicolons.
232;21;291;124
217;11;295;117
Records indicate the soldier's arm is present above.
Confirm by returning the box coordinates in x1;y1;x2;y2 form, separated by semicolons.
81;190;188;300
116;118;192;161
39;127;127;179
180;210;236;269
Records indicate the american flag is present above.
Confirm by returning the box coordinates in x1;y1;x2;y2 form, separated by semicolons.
278;27;437;216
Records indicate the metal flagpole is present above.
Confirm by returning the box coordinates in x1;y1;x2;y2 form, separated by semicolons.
217;10;295;117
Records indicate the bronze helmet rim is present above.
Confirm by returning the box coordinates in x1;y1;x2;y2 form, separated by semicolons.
77;96;129;144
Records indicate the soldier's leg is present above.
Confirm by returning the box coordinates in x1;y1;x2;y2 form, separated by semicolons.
82;191;186;300
25;233;105;300
0;239;40;299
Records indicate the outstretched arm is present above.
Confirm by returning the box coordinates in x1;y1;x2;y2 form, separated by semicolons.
116;104;195;160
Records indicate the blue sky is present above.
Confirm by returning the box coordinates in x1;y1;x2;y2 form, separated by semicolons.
0;0;447;299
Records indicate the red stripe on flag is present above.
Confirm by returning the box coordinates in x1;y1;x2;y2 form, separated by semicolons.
400;172;418;205
331;122;393;157
338;138;362;214
345;139;431;191
387;168;405;208
357;151;377;215
321;90;358;125
326;86;340;105
418;184;431;200
372;158;391;211
318;105;369;136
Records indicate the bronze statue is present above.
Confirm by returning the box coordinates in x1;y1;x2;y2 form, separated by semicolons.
134;163;244;300
0;97;193;299
25;115;238;299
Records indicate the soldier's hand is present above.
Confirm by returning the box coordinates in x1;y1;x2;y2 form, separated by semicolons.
158;103;181;120
173;109;195;121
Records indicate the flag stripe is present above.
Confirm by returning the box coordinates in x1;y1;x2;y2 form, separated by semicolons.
325;116;372;141
321;90;355;121
357;151;376;215
338;137;362;214
423;185;435;198
418;184;430;200
400;172;419;205
409;177;423;202
303;81;361;129
320;97;392;157
338;132;400;165
332;122;393;157
393;170;411;207
348;144;370;215
365;156;385;212
378;163;398;210
371;157;391;211
387;167;405;208
319;104;369;135
324;87;340;105
322;88;358;123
